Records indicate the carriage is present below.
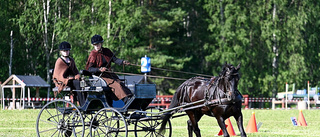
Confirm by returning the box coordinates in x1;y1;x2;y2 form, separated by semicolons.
36;63;246;137
36;70;172;137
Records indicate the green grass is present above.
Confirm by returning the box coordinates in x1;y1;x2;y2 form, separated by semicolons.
0;109;320;137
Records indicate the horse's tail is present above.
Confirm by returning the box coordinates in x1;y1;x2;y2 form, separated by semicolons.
159;89;181;133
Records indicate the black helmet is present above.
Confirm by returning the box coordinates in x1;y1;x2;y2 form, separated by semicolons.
91;35;104;44
59;41;71;50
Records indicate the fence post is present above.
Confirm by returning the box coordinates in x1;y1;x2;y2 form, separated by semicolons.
308;81;310;110
285;83;288;110
0;81;2;110
272;98;275;109
242;95;249;109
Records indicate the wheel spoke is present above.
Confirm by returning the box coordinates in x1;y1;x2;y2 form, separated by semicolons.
45;108;59;124
50;129;59;137
38;127;58;133
39;118;58;126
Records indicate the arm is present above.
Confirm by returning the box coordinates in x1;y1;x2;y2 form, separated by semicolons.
87;61;106;73
112;56;124;65
88;66;100;73
106;48;129;65
112;56;130;65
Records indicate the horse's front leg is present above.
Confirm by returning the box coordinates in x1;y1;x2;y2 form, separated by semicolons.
234;113;247;137
216;116;229;137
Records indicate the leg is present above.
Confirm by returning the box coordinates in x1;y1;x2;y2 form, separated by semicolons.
216;116;229;137
67;80;78;105
76;92;86;106
234;113;247;137
104;92;114;107
233;101;247;137
187;120;193;137
103;78;131;100
72;80;86;106
186;110;203;137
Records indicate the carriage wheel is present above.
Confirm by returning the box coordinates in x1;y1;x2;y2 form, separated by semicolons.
89;108;127;137
134;106;172;137
36;99;85;137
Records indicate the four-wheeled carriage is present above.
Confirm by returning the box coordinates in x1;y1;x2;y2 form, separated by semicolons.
36;70;172;137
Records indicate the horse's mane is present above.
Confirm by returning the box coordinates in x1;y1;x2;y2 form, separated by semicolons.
207;63;238;100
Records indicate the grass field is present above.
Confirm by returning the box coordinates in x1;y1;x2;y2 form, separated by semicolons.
0;109;319;137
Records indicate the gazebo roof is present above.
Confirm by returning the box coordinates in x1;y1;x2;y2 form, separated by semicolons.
1;75;50;88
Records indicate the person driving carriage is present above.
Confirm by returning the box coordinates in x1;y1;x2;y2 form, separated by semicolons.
53;41;86;106
85;35;132;104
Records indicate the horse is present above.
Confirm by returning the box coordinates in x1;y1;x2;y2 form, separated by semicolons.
159;63;246;137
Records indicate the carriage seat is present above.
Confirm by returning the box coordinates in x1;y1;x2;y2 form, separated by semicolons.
52;86;71;92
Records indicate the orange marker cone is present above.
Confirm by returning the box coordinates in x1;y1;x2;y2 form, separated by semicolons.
217;125;228;136
216;119;236;136
298;110;307;126
225;118;237;136
246;112;258;133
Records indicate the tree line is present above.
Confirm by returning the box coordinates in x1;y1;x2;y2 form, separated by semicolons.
1;0;320;97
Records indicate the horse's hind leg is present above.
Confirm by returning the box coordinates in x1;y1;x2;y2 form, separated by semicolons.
186;111;203;137
187;120;194;137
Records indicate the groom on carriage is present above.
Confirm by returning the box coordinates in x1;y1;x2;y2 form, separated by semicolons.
52;41;86;106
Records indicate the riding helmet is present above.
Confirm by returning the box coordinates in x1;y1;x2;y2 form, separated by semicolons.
59;41;71;50
91;35;104;44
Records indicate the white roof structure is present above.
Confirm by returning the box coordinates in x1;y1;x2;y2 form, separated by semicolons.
1;75;50;109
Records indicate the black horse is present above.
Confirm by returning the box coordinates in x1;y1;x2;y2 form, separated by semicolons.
160;63;246;137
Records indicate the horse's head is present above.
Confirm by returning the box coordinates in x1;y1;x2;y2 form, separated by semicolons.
219;63;241;101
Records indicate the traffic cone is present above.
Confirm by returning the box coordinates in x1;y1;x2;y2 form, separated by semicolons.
216;125;228;136
225;118;237;136
298;110;307;126
246;112;258;133
216;119;236;136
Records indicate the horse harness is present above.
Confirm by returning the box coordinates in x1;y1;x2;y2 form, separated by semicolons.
204;76;241;107
177;76;242;113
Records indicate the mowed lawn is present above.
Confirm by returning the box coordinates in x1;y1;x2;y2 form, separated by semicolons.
0;109;320;137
